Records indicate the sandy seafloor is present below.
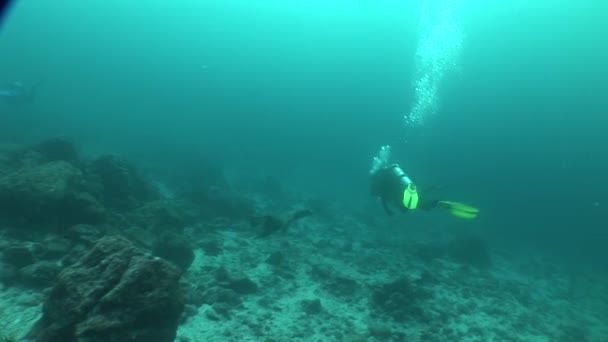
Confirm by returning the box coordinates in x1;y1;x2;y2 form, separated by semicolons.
2;203;607;342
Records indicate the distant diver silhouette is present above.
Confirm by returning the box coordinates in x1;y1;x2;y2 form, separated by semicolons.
0;81;39;104
0;0;14;28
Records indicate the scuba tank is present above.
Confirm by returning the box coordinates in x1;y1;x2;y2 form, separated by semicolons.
388;164;419;210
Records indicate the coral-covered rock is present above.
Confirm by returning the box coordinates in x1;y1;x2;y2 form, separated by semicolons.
19;260;61;288
25;235;184;342
0;161;104;225
0;160;82;204
152;232;195;272
69;192;107;223
87;155;159;210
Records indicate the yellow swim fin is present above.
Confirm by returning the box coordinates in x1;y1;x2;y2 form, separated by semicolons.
437;201;479;219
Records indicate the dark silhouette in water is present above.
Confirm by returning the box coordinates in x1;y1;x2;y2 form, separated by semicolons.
0;0;13;28
371;163;479;219
250;209;313;237
0;81;38;105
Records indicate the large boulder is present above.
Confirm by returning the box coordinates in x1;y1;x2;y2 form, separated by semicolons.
25;235;184;342
152;232;195;272
33;137;80;164
86;155;159;210
0;161;104;225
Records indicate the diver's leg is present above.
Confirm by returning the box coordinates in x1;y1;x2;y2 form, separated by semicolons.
418;199;439;211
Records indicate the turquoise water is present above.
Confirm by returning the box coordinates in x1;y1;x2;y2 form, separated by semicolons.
0;0;608;342
1;2;608;339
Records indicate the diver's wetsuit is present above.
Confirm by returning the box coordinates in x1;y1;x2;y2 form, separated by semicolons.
370;164;437;215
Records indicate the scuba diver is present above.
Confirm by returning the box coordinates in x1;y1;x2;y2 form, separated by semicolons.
370;145;479;219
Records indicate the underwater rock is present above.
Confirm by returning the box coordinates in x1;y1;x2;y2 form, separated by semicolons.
152;232;195;272
300;298;323;315
250;215;285;237
309;264;360;297
371;277;432;322
0;142;23;173
215;267;259;295
25;235;184;342
32;236;73;260
199;239;222;256
42;237;71;254
86;154;159;210
200;287;242;318
59;244;90;269
1;245;35;268
556;324;589;342
69;192;106;223
415;269;440;286
0;260;18;285
33;137;79;164
341;333;369;342
204;307;221;321
0;161;105;226
265;251;285;267
19;261;61;288
179;304;199;325
0;160;81;206
368;323;398;340
65;224;104;245
133;201;185;229
187;266;258;317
